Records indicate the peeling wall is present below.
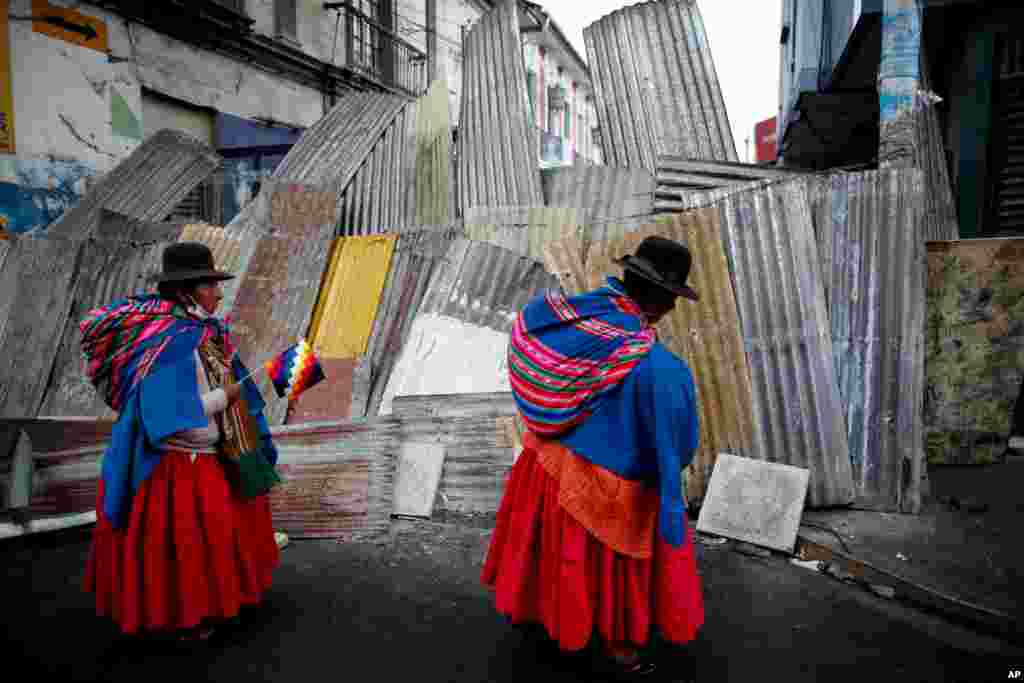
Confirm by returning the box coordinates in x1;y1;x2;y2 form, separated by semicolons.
1;0;326;234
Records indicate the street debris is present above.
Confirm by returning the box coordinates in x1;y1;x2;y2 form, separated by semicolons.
897;553;908;561
870;584;897;599
790;558;824;572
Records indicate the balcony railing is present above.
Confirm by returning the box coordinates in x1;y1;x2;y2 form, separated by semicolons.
343;2;427;97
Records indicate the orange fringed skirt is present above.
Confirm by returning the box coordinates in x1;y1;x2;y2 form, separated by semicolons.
84;448;279;635
481;439;704;652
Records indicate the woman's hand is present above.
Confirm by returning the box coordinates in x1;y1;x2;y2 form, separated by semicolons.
224;381;244;406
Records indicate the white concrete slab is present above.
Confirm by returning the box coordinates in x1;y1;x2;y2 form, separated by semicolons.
392;441;447;518
696;452;810;553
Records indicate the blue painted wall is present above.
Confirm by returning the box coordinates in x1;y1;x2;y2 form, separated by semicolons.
0;157;95;234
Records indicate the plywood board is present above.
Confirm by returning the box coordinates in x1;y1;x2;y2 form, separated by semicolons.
696;452;810;553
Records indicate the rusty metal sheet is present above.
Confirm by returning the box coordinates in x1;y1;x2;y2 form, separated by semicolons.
363;228;462;417
40;212;184;418
458;0;544;212
925;237;1024;467
391;392;521;515
581;210;759;503
46;129;220;239
584;0;737;171
269;419;400;540
717;181;855;507
285;358;357;425
0;235;83;420
464;206;584;261
379;239;558;414
228;183;341;425
817;170;926;512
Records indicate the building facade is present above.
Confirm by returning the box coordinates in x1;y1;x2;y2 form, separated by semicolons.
776;0;1023;239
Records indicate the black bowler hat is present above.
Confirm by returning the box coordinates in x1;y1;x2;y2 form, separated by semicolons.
149;242;235;283
614;235;699;301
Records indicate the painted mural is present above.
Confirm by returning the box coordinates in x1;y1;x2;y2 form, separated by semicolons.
0;157;95;234
925;238;1024;465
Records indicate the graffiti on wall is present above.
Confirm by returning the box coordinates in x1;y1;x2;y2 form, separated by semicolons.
0;158;95;234
925;239;1024;464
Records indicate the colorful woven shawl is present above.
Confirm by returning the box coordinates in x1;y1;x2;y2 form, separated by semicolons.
80;295;216;412
508;277;656;437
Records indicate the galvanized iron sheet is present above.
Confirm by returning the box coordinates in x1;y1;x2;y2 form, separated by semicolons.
391;392;521;515
379;239;559;413
717;182;855;508
541;166;656;241
269;419;400;541
338;101;419;235
46;129;220;238
415;78;455;226
308;235;398;358
914;101;959;242
40;212;184;418
542;235;591;296
822;169;926;513
584;0;737;171
228;183;341;425
273;91;407;195
464;206;584;261
656;156;805;209
583;210;760;503
363;228;462;418
0;235;83;419
458;0;544;212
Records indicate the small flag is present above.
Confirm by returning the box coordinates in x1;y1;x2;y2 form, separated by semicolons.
265;338;326;401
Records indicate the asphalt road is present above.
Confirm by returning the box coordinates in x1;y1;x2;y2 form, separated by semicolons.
2;516;1020;682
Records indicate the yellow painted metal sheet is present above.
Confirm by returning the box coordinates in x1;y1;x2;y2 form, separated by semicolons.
0;7;14;154
582;209;758;502
309;234;397;358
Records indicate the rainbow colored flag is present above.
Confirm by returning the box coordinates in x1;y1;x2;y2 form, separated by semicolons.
265;338;326;401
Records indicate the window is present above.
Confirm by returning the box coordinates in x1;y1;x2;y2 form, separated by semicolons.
349;0;386;73
275;0;298;42
987;34;1024;236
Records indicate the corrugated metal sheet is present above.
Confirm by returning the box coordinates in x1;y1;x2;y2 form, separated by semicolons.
415;77;455;226
464;206;584;261
392;393;521;515
0;235;83;420
717;182;855;507
308;235;398;358
379;239;559;414
228;183;341;425
40;212;184;418
268;419;400;540
583;210;760;503
285;358;358;425
363;227;462;418
541;166;656;240
914;103;958;241
46;129;221;238
583;0;737;171
337;100;419;235
542;235;591;295
458;0;544;212
925;238;1024;466
821;169;925;513
0;236;9;273
272;91;406;193
656;156;806;212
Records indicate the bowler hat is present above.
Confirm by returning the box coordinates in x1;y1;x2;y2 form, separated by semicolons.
149;242;235;283
614;236;699;301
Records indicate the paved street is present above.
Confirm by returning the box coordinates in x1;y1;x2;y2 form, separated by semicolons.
2;516;1020;682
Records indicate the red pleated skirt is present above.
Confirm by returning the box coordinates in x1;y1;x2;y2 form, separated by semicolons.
481;447;704;652
84;449;279;635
